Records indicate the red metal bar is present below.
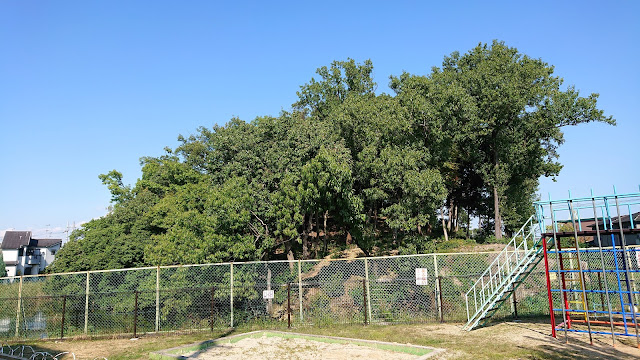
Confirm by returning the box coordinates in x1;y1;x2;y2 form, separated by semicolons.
557;238;572;329
542;237;556;338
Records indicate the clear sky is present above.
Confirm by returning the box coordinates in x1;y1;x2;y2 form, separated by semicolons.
1;1;638;240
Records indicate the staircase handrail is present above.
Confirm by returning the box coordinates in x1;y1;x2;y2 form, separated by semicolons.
464;215;541;323
465;215;535;297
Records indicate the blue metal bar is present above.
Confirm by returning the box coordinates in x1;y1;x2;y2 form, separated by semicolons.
591;190;617;346
548;269;640;274
551;289;640;295
534;192;640;206
552;307;640;316
557;328;637;337
605;196;629;334
613;194;640;346
549;248;640;254
540;190;640;344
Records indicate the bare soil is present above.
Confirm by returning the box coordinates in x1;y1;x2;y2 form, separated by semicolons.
184;335;423;360
13;320;640;359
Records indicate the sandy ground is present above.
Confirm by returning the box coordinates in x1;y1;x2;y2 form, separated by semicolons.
423;320;640;360
15;320;640;359
185;335;423;360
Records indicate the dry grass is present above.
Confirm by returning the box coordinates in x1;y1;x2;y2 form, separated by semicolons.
9;320;640;359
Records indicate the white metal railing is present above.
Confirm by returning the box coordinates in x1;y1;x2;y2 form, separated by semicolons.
464;215;542;328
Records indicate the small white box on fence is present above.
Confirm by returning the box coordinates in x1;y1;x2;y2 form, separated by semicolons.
415;268;428;285
263;290;275;299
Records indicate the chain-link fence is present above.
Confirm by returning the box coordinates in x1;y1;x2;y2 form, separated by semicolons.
0;251;551;340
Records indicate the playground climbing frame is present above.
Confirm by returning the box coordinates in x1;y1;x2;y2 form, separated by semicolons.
536;189;640;347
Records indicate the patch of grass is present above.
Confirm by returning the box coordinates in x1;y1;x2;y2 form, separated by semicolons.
261;332;432;356
161;330;433;358
10;320;640;360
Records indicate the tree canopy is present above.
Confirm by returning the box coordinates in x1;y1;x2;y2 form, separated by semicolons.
49;41;614;272
0;254;6;277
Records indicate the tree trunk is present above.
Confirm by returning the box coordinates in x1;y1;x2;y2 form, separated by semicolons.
493;185;502;240
302;214;310;260
446;198;453;231
314;212;320;258
286;240;295;272
441;205;449;242
373;205;378;232
453;205;459;233
493;147;503;240
322;210;328;256
466;207;471;239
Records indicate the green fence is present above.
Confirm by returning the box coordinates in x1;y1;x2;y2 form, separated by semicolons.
0;251;549;340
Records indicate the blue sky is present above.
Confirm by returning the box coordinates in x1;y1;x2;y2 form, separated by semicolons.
1;1;638;239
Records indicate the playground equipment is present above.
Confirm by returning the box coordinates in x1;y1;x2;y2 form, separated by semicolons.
537;189;640;347
464;188;640;348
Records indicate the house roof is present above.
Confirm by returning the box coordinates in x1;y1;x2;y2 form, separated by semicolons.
30;238;62;248
591;212;640;228
1;231;32;249
1;231;61;249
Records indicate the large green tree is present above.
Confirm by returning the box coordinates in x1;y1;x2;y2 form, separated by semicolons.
394;41;614;238
51;42;614;272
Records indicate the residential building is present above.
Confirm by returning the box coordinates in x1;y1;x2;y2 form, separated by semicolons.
1;231;61;277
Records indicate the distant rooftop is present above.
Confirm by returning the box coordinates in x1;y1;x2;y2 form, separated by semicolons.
1;231;61;250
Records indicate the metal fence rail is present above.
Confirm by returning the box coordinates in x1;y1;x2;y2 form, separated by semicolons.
0;252;549;340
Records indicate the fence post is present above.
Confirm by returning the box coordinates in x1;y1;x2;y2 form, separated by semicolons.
15;276;23;338
230;263;234;327
156;265;160;332
433;254;442;321
60;295;67;339
512;289;518;319
211;286;215;332
84;271;90;334
298;260;303;322
437;276;444;323
133;290;139;338
287;283;291;329
363;279;368;325
364;258;372;323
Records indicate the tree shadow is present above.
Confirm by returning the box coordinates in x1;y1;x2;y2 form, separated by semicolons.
506;321;640;360
1;342;78;359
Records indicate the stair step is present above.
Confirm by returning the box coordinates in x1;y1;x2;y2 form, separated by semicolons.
463;223;544;331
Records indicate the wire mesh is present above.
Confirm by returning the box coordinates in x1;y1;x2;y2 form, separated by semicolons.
0;251;556;340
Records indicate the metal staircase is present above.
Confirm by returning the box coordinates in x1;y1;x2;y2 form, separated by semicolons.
463;215;546;330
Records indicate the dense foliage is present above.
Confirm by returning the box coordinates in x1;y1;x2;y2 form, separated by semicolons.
50;41;614;272
0;254;6;277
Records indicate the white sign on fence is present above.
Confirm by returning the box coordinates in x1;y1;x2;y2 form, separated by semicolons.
263;290;274;299
415;268;428;285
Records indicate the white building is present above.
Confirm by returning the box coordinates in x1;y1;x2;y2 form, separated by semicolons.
1;231;61;277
